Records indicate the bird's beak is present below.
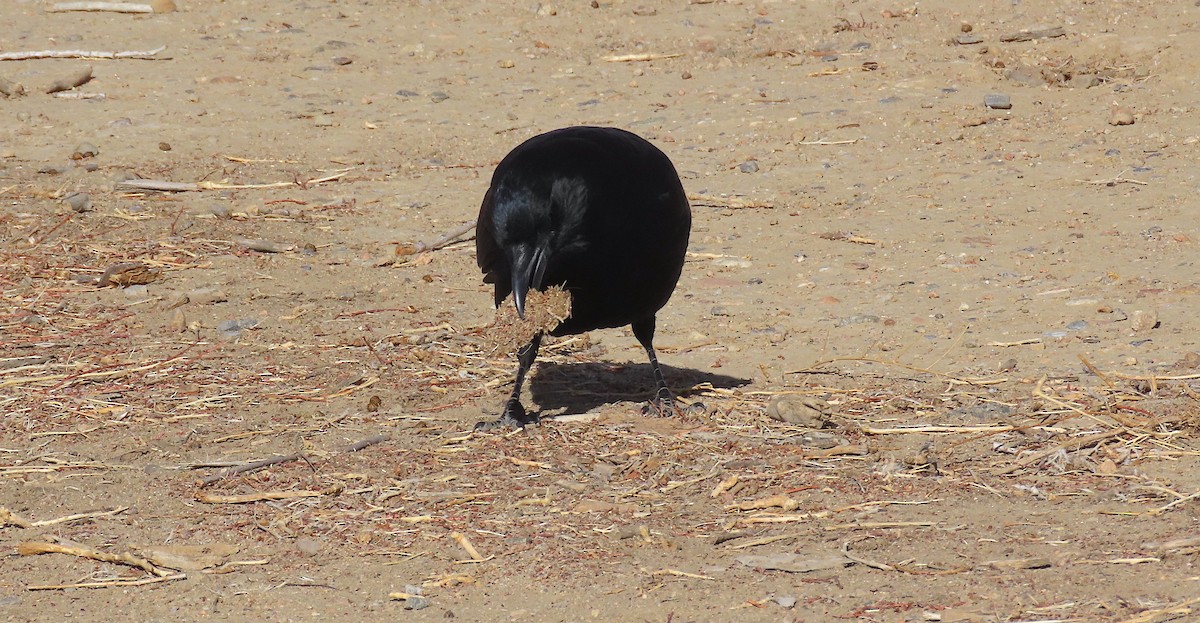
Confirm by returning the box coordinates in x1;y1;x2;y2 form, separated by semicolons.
511;245;548;319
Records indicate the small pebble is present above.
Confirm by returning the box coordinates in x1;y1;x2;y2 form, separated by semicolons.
498;59;515;69
775;596;798;609
72;142;98;159
984;94;1012;109
209;203;232;219
64;192;91;213
332;56;353;66
766;396;829;428
158;142;171;151
217;318;259;338
1130;309;1158;333
403;596;430;611
240;239;294;253
429;91;450;103
953;34;983;45
295;537;322;555
738;160;759;173
1109;107;1135;126
1066;320;1088;331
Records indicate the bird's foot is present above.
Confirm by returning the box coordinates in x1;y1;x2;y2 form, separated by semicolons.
474;399;539;431
641;388;707;418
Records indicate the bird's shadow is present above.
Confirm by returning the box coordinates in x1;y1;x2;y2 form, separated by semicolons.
527;361;749;416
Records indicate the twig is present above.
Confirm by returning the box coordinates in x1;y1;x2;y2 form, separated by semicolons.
397;221;476;256
195;486;342;504
343;434;390;452
115;168;353;192
0;45;168;61
840;536;895;571
993;430;1123;475
862;425;1017;434
686;193;774;209
47;1;173;13
450;531;486;561
27;573;186;590
1146;489;1200;516
989;338;1042;347
18;541;172;577
796;139;859;145
1079;170;1148;186
1;506;128;528
650;568;714;580
199;453;304;485
1115;597;1200;623
601;53;683;62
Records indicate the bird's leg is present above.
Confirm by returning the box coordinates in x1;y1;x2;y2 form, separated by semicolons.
631;317;678;416
475;333;543;430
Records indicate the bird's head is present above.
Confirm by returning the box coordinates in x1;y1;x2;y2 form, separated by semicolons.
509;240;549;319
491;178;587;318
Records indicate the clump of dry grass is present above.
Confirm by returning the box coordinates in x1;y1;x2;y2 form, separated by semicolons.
485;286;572;355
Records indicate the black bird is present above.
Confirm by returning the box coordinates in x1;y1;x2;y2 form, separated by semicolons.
475;126;692;429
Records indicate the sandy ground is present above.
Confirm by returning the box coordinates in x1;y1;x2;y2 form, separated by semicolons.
3;1;1200;621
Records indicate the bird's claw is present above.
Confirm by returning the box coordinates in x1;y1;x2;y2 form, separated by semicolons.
474;399;539;431
642;388;680;417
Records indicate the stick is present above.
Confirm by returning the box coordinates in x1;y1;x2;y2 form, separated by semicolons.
18;541;172;577
449;531;485;561
200;453;304;485
115;169;352;192
47;1;172;13
1078;170;1148;186
862;425;1017;434
796;139;859;145
650;568;714;580
195;486;342;504
993;430;1123;475
28;507;129;527
601;53;683;62
27;573;186;590
1146;489;1200;516
397;221;477;256
840;537;895;571
0;45;168;61
686;193;774;209
343;434;390;452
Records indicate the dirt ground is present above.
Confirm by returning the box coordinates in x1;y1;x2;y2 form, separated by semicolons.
3;0;1200;621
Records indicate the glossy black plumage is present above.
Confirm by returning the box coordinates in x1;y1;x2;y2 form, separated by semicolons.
476;126;691;429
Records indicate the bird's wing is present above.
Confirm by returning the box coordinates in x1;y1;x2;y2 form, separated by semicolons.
475;185;513;306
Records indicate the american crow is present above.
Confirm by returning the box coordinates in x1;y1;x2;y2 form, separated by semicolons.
475;126;692;429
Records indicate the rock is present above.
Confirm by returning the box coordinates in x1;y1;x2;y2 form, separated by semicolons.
738;160;759;173
72;142;98;159
953;34;983;45
64;192;91;213
217;318;259;339
983;94;1011;110
767;396;830;428
1130;309;1158;333
295;537;322;555
1069;73;1100;89
1109;107;1135;126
